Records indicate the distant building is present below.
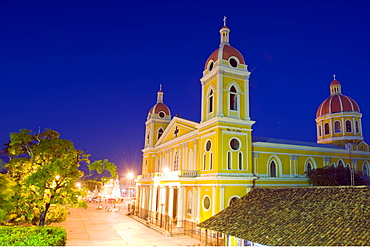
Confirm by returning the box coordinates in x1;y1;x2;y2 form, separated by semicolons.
135;21;370;232
119;176;136;198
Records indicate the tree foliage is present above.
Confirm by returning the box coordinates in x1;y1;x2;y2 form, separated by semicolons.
307;166;364;186
0;129;117;226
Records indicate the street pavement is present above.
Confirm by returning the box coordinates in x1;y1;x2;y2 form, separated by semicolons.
52;201;204;246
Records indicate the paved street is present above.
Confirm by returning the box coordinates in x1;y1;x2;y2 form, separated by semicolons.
52;201;204;246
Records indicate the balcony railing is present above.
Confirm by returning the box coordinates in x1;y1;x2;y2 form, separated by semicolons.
139;170;198;180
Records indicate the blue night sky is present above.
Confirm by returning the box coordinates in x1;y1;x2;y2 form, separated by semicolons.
2;0;370;176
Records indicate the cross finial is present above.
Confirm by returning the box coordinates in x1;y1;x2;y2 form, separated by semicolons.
159;84;162;91
333;74;336;80
223;16;227;26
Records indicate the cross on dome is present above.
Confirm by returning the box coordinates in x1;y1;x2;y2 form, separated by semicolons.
223;16;227;26
333;74;336;80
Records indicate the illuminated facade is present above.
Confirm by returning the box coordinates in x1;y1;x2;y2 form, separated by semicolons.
135;22;370;227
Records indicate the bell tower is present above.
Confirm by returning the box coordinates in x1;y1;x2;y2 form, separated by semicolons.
200;18;252;124
144;85;171;148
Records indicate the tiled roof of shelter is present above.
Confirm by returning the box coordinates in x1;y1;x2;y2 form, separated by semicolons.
198;187;370;246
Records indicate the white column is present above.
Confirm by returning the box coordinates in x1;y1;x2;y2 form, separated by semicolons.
168;187;174;219
141;186;146;209
192;186;196;221
148;186;153;213
176;186;185;227
151;185;157;212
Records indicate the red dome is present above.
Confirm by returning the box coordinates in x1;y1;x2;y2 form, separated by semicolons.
330;80;340;86
204;44;245;70
149;102;170;115
316;94;360;118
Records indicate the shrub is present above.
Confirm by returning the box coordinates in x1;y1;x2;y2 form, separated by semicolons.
0;226;66;246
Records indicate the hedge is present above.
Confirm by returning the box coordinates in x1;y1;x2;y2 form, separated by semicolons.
0;226;66;246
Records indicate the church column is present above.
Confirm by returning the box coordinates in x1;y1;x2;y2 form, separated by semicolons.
192;186;197;221
176;186;185;227
216;73;224;117
148;185;153;214
290;155;298;177
201;81;205;122
220;186;225;211
151;185;157;213
159;186;166;214
253;152;259;175
168;187;174;220
341;118;345;136
194;139;198;170
212;186;217;215
196;186;201;223
135;185;141;212
244;78;250;120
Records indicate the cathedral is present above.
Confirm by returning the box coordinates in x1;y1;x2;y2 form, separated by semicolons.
135;21;370;228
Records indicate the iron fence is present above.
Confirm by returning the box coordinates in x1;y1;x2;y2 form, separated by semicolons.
127;204;224;246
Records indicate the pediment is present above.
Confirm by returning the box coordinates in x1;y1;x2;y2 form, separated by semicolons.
155;117;199;146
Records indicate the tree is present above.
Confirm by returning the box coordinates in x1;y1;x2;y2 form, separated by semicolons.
2;129;117;226
307;166;364;186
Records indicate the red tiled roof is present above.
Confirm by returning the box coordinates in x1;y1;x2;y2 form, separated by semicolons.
198;187;370;246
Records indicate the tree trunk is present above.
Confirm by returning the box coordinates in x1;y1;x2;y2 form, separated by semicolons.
39;202;51;226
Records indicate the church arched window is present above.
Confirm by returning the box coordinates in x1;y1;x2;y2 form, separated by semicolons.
324;123;330;135
306;162;312;176
270;161;277;177
230;86;238;111
158;128;164;140
238;152;243;170
334;121;341;133
338;160;344;168
356;121;359;133
210;152;213;170
208;89;213;113
362;163;368;179
346;120;352;132
227;151;231;170
203;154;206;170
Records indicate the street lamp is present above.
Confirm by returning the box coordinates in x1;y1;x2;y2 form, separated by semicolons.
127;172;134;179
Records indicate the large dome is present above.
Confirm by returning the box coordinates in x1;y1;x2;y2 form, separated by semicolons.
316;79;360;118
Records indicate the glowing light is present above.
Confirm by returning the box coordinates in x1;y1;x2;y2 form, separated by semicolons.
127;172;134;179
163;167;169;173
55;175;61;181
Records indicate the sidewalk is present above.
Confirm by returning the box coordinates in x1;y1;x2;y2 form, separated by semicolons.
52;202;204;246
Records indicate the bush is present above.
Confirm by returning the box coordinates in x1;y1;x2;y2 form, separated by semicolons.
0;226;66;246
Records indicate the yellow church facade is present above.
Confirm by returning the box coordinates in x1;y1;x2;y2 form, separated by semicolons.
135;22;370;228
